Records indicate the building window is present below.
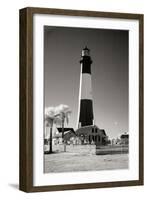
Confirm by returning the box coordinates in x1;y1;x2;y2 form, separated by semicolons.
98;136;100;142
92;128;94;133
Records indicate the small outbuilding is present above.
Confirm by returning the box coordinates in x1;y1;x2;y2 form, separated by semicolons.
120;133;129;145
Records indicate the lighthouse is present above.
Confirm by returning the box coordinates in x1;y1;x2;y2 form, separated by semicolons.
78;46;94;128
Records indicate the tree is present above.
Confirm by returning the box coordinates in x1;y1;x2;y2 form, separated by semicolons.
55;104;72;152
45;107;59;153
45;105;72;153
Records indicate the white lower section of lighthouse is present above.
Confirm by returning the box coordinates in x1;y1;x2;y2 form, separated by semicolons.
80;73;93;100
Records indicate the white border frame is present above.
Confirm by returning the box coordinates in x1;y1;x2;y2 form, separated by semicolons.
33;14;139;186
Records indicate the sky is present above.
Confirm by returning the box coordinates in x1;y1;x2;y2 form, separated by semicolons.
44;26;128;139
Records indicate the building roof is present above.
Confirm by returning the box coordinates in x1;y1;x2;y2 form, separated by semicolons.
54;128;76;139
57;128;75;133
75;125;99;131
75;125;107;136
120;134;129;139
101;129;106;136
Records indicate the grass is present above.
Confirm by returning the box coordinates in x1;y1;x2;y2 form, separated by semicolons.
44;144;129;173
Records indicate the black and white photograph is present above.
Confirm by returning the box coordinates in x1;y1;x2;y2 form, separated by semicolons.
44;26;129;173
19;7;143;192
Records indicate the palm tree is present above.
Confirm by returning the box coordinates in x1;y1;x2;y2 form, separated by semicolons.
45;107;60;153
55;104;71;151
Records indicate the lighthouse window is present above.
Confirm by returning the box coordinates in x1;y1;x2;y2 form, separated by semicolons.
84;50;89;56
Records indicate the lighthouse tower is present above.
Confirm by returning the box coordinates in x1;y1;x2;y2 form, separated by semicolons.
78;46;94;128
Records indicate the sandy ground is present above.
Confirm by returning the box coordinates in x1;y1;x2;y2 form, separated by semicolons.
44;145;129;173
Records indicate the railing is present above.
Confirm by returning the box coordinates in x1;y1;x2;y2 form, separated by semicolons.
96;144;129;155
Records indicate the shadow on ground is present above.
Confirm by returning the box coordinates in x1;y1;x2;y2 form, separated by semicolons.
8;183;19;190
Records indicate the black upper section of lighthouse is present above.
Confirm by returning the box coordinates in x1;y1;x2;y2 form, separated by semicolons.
80;46;92;74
